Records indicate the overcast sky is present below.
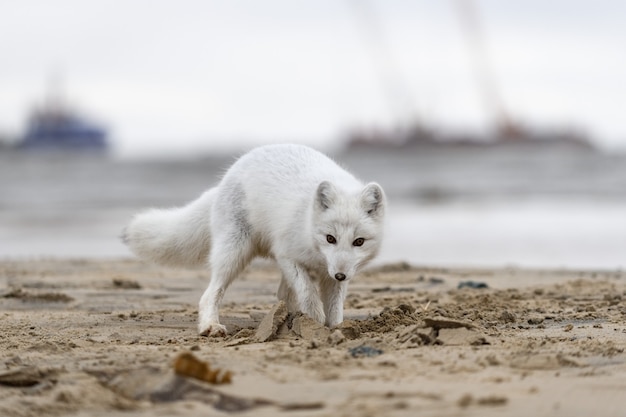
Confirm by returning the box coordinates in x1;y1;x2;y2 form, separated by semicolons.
1;0;624;156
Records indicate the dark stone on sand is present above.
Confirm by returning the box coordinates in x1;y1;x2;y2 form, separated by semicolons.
458;281;489;289
527;316;545;325
112;278;142;289
349;345;384;358
2;288;73;303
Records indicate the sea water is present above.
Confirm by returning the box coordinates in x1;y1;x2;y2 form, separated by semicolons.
1;145;624;269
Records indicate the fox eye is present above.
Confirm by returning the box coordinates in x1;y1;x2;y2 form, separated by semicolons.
353;238;365;247
326;235;337;244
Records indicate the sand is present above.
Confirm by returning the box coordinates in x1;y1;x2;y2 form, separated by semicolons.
1;259;625;416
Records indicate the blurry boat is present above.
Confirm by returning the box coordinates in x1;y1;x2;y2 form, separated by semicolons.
18;105;108;151
343;0;595;154
343;120;594;152
17;73;109;151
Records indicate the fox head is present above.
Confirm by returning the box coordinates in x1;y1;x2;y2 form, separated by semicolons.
312;181;386;282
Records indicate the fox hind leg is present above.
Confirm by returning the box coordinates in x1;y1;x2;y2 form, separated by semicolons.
198;195;254;337
198;236;253;336
198;183;256;336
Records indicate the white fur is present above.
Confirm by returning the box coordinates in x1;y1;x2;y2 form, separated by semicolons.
123;144;386;336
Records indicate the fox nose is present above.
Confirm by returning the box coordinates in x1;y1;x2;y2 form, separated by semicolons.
334;273;346;281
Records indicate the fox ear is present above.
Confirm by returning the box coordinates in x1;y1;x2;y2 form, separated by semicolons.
316;181;336;210
361;182;385;217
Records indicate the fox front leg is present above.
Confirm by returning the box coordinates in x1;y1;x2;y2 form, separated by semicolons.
320;278;347;327
277;260;325;324
277;276;300;313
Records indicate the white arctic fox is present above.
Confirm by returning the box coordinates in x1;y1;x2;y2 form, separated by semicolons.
123;144;386;336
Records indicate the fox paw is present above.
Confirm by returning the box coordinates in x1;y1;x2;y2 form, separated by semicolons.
199;322;227;337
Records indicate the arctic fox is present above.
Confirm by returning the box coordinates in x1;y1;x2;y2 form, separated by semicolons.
123;144;386;336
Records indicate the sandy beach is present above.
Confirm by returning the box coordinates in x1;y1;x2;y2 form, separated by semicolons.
1;258;624;416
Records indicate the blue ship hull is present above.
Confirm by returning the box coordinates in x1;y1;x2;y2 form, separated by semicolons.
19;112;108;150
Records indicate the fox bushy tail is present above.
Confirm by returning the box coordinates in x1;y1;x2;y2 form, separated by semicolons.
122;188;216;268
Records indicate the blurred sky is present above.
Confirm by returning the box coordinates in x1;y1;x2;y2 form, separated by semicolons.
1;0;625;156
